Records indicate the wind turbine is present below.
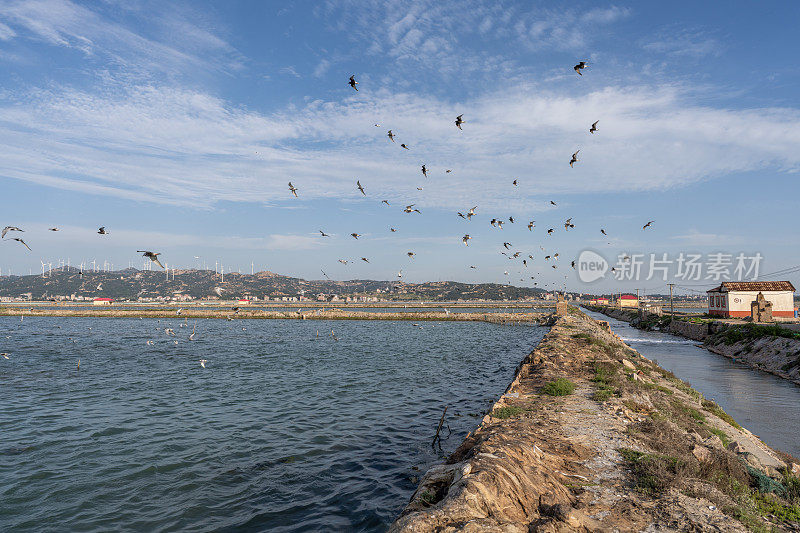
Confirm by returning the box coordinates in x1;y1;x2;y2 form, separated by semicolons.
40;260;46;277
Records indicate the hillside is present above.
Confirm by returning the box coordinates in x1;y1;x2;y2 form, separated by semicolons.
0;268;548;302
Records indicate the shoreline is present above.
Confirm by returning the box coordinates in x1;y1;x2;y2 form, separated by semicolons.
588;305;800;387
0;307;550;323
390;308;800;532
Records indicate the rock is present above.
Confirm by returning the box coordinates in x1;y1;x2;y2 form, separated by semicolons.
622;359;636;370
744;453;762;469
792;463;800;477
692;445;711;463
702;434;724;450
727;441;746;454
766;466;783;480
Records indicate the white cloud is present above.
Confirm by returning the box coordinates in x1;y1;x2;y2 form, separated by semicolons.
643;28;723;58
0;82;798;213
0;21;16;40
313;58;331;78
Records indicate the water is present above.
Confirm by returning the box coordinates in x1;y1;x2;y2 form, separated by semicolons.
5;305;553;314
0;317;545;531
582;308;800;458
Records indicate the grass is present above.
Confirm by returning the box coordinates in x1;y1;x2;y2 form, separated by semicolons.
491;406;524;419
592;386;615;401
713;323;800;346
419;489;437;505
542;378;576;396
708;427;732;447
701;399;742;430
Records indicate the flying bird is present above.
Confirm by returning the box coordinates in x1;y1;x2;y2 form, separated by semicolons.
137;250;164;269
455;114;464;130
381;200;390;206
387;130;395;142
350;233;361;239
416;187;423;191
470;265;476;269
528;221;535;231
457;212;466;219
421;165;427;178
349;75;358;91
97;227;108;235
601;229;607;235
400;143;409;150
643;221;654;230
48;227;59;232
589;120;599;134
508;216;515;223
356;180;366;195
338;259;349;264
446;169;452;173
569;150;580;167
547;228;554;235
462;234;471;246
571;261;576;269
361;257;369;263
288;182;298;197
550;200;557;206
503;242;512;249
467;206;477;220
4;235;34;252
390;228;397;232
403;204;420;214
574;61;588;75
1;226;23;239
319;230;330;237
512;179;518;186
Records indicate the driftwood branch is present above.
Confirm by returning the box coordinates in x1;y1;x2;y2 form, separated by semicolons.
432;406;448;448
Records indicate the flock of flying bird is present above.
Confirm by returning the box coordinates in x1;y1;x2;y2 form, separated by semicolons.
289;63;655;288
2;61;657;290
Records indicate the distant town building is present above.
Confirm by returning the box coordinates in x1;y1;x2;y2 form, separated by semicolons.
93;297;114;306
618;294;639;308
595;297;609;305
707;281;795;318
237;299;251;305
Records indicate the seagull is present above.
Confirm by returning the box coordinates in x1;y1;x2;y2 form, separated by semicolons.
569;150;580;167
1;353;9;359
574;61;588;75
400;143;409;150
349;75;358;91
550;200;557;206
390;228;397;232
9;238;31;251
97;283;103;290
601;229;607;235
421;165;427;178
288;182;298;197
1;226;23;238
496;220;504;229
571;261;576;269
137;250;164;269
387;130;395;142
508;216;515;223
321;269;330;280
455;114;464;130
416;187;423;191
590;120;599;134
361;257;369;263
381;200;390;206
356;180;366;195
528;221;535;231
457;212;466;219
462;234;471;246
97;227;108;235
470;265;476;269
446;169;452;173
319;230;330;237
407;252;415;259
547;228;554;235
503;242;512;249
374;123;381;127
403;204;420;214
338;259;349;264
467;206;477;220
643;221;654;230
397;269;403;278
512;179;518;186
350;233;361;239
199;359;207;368
48;227;59;232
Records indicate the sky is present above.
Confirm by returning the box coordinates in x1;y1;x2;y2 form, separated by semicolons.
0;0;798;295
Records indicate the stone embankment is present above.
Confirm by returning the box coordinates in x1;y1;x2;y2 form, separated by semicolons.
391;309;800;532
589;305;800;386
0;306;547;324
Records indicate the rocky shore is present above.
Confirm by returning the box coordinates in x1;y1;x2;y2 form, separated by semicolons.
589;305;800;386
390;308;800;532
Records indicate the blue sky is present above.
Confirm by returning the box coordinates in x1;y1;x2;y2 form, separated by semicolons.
0;0;798;295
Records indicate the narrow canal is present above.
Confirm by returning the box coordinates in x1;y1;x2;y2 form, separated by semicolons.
582;307;800;459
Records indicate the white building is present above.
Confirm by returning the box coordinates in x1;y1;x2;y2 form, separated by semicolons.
707;281;795;319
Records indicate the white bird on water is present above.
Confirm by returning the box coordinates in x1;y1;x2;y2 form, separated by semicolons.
199;359;207;368
1;353;9;359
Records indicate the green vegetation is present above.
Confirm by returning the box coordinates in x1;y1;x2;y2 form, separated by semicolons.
592;386;614;401
419;489;437;505
542;378;576;396
708;427;731;447
712;323;800;346
491;406;524;419
701;399;742;430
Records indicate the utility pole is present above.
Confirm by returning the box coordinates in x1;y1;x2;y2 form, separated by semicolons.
668;283;675;320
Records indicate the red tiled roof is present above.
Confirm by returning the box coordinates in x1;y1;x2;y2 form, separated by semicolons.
706;281;795;293
619;294;638;299
93;297;114;301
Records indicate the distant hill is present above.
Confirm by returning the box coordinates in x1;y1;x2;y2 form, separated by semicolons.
0;267;549;302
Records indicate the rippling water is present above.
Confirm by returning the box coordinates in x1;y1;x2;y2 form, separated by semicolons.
582;308;800;458
0;317;545;531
